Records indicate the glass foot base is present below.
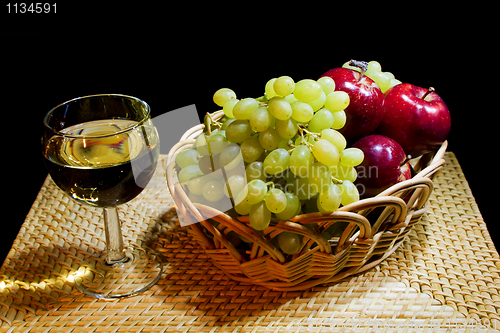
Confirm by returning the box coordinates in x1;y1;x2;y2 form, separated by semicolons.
75;245;163;299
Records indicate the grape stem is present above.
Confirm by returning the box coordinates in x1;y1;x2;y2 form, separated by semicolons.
256;95;268;105
421;87;435;100
204;112;223;136
297;126;320;150
348;59;369;81
204;113;213;135
331;175;344;184
299;126;320;139
265;181;275;189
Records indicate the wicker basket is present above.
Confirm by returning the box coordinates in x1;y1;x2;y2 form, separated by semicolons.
166;110;447;291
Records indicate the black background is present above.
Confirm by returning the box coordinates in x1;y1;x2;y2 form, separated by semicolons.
1;6;496;263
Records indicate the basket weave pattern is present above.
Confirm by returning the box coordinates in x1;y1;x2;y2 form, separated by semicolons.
166;114;448;291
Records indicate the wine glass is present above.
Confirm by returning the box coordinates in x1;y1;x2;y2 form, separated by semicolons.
42;94;163;299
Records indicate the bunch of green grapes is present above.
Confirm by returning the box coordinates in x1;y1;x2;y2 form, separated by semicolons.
343;60;402;93
174;75;365;255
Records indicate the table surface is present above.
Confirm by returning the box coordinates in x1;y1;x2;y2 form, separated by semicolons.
0;152;499;332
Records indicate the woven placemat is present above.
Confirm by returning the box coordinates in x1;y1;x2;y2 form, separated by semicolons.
0;153;498;332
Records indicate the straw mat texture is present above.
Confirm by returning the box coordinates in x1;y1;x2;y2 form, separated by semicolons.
0;153;498;332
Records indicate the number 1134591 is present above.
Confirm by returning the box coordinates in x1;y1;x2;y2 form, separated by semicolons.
6;3;56;13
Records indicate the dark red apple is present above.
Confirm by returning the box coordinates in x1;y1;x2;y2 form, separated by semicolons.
352;134;411;198
377;83;451;157
319;67;384;142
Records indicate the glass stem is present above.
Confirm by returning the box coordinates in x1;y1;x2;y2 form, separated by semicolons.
103;207;127;265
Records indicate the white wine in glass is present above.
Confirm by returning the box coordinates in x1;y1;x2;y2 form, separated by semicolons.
42;94;163;299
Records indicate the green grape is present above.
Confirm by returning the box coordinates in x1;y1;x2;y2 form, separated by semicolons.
287;176;317;200
268;97;292;120
331;164;357;182
225;119;252;143
325;91;350;112
175;148;200;168
233;184;248;205
278;232;301;255
275;192;300;221
368;71;391;93
202;179;225;202
263;148;290;175
265;188;287;213
223;98;239;118
250;106;273;132
246;179;268;204
291;101;314;123
321;129;346;151
277;138;293;149
307;91;326;112
187;175;209;195
339;148;364;167
178;164;203;184
316;197;328;212
265;78;279;99
198;154;220;175
259;127;280;151
289;145;313;177
339;180;359;206
361;61;397;93
331;110;346;130
221;118;236;130
317;183;341;212
219;143;242;170
246;161;266;182
275;118;298;139
312;139;340;167
365;61;382;76
308;109;334;133
308;162;331;193
213;88;236;107
195;134;210;156
240;137;264;163
223;174;246;198
284;93;298;104
317;76;336;95
232;98;259;120
388;78;402;90
273;76;295;96
235;195;252;215
206;132;228;154
293;79;322;102
249;201;271;230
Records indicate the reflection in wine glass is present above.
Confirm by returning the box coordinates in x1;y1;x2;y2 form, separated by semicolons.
42;94;163;299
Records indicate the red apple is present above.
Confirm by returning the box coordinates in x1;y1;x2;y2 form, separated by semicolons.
352;135;411;198
319;67;384;142
377;83;451;157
